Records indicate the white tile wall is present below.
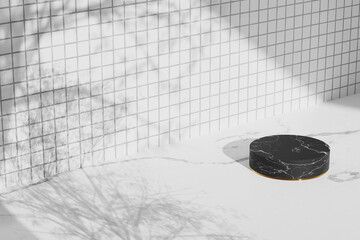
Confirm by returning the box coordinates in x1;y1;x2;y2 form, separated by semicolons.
0;0;360;191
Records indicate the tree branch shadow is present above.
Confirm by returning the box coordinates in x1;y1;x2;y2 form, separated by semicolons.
1;164;252;240
2;0;189;189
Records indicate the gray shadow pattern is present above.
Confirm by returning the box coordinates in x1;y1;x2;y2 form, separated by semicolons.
1;0;360;191
1;0;184;190
1;165;252;240
222;138;254;169
0;203;38;240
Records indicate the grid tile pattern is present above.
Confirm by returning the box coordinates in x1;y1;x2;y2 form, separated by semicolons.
0;0;360;191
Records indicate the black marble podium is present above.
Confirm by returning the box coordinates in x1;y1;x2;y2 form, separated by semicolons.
249;135;330;180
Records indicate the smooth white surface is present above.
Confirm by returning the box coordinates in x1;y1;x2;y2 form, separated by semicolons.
1;94;360;240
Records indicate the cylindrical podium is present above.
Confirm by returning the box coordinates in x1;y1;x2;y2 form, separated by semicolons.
249;135;330;180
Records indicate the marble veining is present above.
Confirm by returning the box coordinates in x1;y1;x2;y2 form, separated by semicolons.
308;129;360;137
0;94;360;240
328;171;360;183
250;135;330;180
119;156;239;165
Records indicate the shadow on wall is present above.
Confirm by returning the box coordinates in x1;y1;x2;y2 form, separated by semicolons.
1;164;251;239
208;0;360;113
1;0;189;186
1;0;360;188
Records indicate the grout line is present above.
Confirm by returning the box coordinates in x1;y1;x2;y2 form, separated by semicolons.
2;28;360;69
49;0;58;177
167;0;171;143
35;0;45;180
256;0;261;119
190;0;193;138
75;0;82;169
356;2;360;94
87;0;94;166
135;1;139;151
178;1;181;141
290;0;295;113
124;0;128;154
198;0;202;136
0;0;360;189
314;0;321;104
7;1;19;187
63;0;69;172
99;0;105;164
157;0;160;146
146;0;150;149
112;0;116;159
339;0;346;98
2;18;360;51
330;0;337;100
228;1;232;127
346;0;354;96
0;0;337;23
299;0;306;109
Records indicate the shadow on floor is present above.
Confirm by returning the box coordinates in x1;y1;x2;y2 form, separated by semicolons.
0;203;39;240
222;138;254;170
1;165;252;240
328;93;360;109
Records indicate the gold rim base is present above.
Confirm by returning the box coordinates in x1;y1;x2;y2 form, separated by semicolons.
250;167;328;181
